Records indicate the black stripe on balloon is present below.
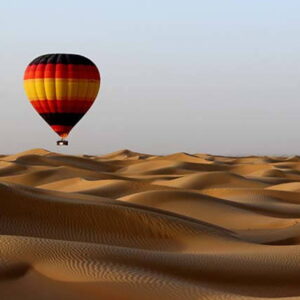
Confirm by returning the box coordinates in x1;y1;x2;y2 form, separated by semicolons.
29;54;95;66
40;113;85;126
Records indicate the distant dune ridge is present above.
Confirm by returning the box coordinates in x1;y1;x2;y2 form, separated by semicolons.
2;150;300;299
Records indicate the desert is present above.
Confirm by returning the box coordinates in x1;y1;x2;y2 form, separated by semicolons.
1;149;300;299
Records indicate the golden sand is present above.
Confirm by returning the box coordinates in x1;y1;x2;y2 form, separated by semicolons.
1;149;300;299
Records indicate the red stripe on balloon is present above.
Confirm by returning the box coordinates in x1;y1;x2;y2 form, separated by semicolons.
24;64;100;80
30;100;94;114
51;125;73;137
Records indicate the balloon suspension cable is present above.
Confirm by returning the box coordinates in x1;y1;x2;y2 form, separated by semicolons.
57;138;68;146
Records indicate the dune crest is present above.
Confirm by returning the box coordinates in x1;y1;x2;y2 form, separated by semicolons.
1;149;300;299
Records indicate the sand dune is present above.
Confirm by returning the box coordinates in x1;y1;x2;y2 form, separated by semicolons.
2;149;300;299
153;171;268;189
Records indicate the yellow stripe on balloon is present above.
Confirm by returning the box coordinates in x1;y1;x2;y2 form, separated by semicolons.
24;79;100;101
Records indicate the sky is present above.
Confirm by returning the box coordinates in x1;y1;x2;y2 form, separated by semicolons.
1;0;300;155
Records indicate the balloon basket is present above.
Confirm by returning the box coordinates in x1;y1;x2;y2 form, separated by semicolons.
57;140;68;146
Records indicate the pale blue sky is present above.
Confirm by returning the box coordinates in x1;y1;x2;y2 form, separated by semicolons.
1;0;300;155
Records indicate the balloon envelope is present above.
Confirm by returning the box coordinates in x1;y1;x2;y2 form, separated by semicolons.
24;53;100;138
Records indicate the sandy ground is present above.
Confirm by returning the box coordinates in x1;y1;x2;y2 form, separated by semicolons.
1;149;300;299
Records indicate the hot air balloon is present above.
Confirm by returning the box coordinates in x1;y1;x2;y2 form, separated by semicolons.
24;53;100;146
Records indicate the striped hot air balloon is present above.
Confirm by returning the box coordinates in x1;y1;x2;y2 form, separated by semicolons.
24;53;101;145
